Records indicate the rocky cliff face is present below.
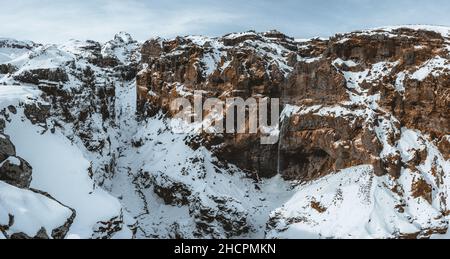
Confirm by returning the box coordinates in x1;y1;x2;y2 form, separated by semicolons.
137;27;449;182
0;26;449;239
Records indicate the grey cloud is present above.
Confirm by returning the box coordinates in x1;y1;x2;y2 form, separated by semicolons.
0;0;449;43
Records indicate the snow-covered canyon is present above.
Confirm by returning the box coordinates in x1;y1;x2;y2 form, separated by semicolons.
1;26;449;239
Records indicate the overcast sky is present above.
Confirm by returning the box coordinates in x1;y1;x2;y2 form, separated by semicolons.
1;0;449;43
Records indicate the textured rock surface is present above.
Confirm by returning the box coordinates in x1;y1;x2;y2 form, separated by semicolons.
0;34;137;239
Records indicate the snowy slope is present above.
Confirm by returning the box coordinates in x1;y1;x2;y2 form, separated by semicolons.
0;181;74;239
5;110;129;239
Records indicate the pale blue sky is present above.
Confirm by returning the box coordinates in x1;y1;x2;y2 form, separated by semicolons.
1;0;449;43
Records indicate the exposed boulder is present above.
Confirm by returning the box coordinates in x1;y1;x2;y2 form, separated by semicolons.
0;156;33;189
0;133;16;162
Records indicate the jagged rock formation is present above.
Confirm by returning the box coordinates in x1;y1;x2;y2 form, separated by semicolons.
0;26;449;239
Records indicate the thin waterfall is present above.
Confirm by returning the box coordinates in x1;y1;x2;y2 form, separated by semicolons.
277;116;284;175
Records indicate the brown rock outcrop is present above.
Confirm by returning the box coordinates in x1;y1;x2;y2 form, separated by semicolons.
282;58;348;106
136;27;449;183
